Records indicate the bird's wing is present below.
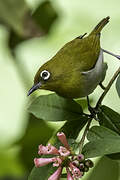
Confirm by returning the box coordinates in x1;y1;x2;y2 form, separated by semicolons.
81;49;107;84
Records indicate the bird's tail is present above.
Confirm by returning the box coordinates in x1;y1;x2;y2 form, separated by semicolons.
89;16;110;35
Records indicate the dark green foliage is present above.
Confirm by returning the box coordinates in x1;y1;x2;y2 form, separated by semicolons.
97;105;120;160
29;164;56;180
28;93;83;121
0;0;29;36
60;116;88;138
0;0;58;48
116;74;120;98
85;156;119;180
98;105;120;134
82;126;120;158
32;1;58;34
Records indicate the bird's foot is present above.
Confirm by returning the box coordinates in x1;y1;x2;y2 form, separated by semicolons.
87;96;99;121
99;82;106;90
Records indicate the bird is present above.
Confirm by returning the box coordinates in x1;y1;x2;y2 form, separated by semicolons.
28;17;110;99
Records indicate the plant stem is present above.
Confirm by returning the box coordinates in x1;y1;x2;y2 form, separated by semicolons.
102;49;120;60
79;117;92;154
96;66;120;109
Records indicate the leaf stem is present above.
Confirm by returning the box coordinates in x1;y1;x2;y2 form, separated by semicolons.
79;117;92;154
96;66;120;109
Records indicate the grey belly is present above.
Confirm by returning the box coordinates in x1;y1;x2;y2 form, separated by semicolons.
79;49;107;97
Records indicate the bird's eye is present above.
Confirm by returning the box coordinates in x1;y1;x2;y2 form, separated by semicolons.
40;70;50;80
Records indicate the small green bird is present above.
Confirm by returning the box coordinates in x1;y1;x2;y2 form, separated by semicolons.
28;17;110;98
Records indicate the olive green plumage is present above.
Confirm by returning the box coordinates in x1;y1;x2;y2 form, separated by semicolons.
28;17;110;98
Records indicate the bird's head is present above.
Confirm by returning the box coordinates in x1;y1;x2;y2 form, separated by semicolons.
27;58;67;96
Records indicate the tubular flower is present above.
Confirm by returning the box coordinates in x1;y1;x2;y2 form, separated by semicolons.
34;157;57;168
34;132;94;179
53;157;62;167
48;166;63;180
57;132;70;149
38;144;59;155
66;168;74;180
58;146;70;157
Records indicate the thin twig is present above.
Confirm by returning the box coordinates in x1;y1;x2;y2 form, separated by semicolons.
96;66;120;109
79;118;92;154
102;49;120;60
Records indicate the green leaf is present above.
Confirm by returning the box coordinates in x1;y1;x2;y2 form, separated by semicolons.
0;0;36;49
86;156;119;180
29;164;56;180
8;0;58;48
82;126;120;158
87;125;119;141
32;0;58;34
0;0;41;37
107;153;120;160
67;139;80;151
116;74;120;98
98;106;120;160
98;105;120;135
0;0;28;35
0;0;58;48
60;116;88;139
28;93;83;121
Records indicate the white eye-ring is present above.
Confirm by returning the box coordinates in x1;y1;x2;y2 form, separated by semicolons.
40;70;50;80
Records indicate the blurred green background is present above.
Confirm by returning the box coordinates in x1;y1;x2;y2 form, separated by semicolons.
0;0;120;179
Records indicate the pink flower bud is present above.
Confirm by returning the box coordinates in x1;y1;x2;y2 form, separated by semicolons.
34;157;56;168
77;154;84;162
38;144;59;155
58;146;70;157
66;168;74;180
53;157;62;167
57;132;69;149
48;166;63;180
69;162;76;170
69;162;82;179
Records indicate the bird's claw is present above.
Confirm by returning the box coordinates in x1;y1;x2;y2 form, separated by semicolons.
99;82;106;90
88;106;99;121
87;96;99;121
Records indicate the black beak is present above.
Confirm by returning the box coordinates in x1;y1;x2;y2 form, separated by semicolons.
27;82;41;96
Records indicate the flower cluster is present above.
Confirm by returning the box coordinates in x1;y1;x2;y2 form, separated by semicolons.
34;132;94;180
